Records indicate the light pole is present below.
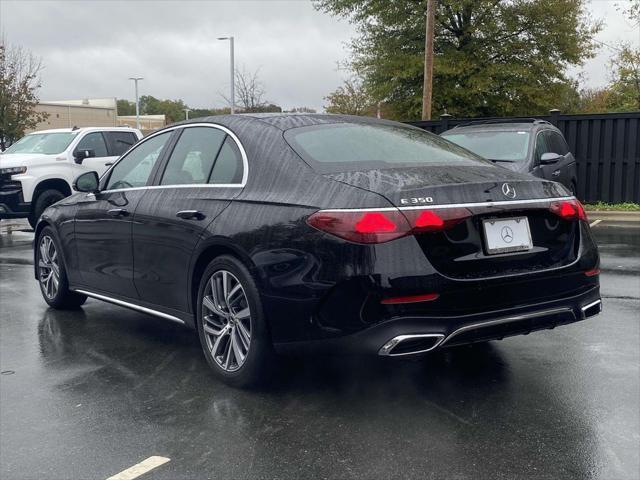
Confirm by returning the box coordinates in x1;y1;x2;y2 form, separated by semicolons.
128;77;144;129
184;108;191;120
217;36;235;114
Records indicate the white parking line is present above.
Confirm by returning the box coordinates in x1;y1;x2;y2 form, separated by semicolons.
106;456;170;480
590;219;603;227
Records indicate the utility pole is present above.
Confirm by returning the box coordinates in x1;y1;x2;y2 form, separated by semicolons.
421;0;436;120
217;36;235;114
128;77;144;129
184;109;191;120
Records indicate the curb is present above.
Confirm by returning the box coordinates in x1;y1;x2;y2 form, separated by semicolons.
586;211;640;223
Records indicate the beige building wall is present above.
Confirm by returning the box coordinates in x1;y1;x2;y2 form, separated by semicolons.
116;115;166;131
30;103;116;132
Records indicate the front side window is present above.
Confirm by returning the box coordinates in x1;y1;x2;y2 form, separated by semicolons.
75;132;108;157
535;133;551;163
160;127;226;185
4;132;78;155
443;130;531;162
105;131;172;190
545;131;569;156
285;123;486;173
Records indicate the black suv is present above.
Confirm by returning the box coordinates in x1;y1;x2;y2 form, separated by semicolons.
441;119;578;195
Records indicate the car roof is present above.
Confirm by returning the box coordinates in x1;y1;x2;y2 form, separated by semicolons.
28;127;140;134
177;113;408;132
443;119;561;135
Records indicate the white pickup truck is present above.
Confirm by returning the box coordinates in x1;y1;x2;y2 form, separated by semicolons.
0;126;142;228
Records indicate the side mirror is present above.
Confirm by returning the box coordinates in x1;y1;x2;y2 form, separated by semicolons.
73;171;100;193
540;152;562;164
74;149;95;164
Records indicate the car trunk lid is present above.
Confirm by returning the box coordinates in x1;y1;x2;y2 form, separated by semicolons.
324;165;568;207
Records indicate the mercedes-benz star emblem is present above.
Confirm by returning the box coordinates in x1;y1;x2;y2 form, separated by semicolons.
501;226;514;243
501;183;516;198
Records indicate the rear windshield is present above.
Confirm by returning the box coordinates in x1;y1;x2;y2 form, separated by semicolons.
285;123;487;173
442;130;531;162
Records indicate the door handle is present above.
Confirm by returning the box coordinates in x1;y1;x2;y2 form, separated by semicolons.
105;162;114;167
176;210;205;220
107;208;129;217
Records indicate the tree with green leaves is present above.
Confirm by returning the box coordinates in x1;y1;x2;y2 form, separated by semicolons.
116;99;136;116
138;95;189;123
324;77;376;115
0;39;48;150
315;0;601;120
608;44;640;111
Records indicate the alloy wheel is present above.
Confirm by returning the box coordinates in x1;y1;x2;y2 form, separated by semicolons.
202;270;252;372
38;235;60;300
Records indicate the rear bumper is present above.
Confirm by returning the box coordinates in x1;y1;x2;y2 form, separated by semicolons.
274;285;601;356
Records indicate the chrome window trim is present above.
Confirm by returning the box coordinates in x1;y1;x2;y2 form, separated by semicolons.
100;122;249;193
74;289;186;325
319;196;575;213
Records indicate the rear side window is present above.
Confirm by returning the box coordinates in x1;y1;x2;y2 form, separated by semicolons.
209;136;243;184
106;132;138;156
285;123;486;173
160;127;226;185
75;132;108;157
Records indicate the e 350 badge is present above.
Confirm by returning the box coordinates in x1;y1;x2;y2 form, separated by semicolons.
400;197;434;205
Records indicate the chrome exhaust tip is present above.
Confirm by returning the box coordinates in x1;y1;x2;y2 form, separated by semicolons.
378;334;445;357
581;299;602;319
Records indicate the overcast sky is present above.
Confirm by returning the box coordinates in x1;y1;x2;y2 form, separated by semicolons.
1;0;638;112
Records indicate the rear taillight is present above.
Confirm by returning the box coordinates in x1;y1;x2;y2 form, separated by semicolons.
307;207;471;244
549;199;587;222
306;210;411;244
402;208;472;233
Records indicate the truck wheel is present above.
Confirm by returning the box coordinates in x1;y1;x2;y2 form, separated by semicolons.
29;189;66;229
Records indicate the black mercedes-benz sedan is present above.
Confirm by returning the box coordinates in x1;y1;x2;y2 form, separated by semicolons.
34;114;601;386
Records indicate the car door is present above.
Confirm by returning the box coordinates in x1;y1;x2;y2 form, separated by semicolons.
132;124;247;312
72;132;117;177
73;130;174;298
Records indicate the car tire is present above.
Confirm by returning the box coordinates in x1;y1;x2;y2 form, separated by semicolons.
30;189;66;229
36;226;87;309
196;255;275;388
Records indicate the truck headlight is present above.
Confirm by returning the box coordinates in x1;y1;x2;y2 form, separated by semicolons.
0;166;27;175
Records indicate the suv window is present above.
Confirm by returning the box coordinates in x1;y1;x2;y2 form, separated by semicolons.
75;132;108;157
105;131;172;190
105;131;138;156
160;127;226;186
210;136;243;184
534;132;551;163
545;131;569;156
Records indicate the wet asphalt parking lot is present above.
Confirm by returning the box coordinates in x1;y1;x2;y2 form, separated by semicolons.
0;221;638;480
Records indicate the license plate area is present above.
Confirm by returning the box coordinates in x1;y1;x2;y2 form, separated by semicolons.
482;216;533;255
